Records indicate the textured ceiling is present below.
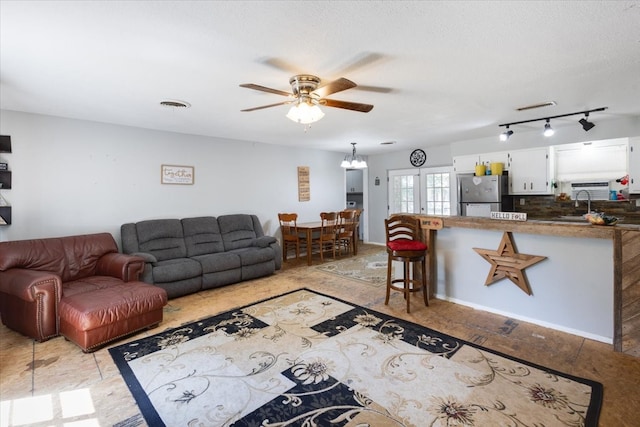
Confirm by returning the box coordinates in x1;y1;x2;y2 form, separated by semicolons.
1;1;639;155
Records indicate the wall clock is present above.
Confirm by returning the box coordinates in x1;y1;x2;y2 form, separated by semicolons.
410;149;426;167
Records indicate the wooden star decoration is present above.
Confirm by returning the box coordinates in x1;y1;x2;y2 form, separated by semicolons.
473;232;546;295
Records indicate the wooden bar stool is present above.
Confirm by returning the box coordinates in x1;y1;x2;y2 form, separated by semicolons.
384;215;429;313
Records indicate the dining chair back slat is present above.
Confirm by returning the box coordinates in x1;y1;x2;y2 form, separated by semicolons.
278;213;302;263
311;211;338;262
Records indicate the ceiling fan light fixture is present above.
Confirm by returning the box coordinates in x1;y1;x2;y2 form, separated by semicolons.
286;102;325;124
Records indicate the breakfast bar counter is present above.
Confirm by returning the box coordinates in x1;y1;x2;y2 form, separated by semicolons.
416;215;640;357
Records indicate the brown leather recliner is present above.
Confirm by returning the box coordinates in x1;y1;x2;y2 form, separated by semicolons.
0;233;167;351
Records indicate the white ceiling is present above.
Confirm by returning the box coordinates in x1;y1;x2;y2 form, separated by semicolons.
1;1;639;155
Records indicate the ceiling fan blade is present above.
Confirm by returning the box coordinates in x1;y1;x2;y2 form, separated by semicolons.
322;99;374;113
241;100;294;112
258;57;301;74
337;52;387;75
239;83;292;97
313;78;357;98
354;84;394;94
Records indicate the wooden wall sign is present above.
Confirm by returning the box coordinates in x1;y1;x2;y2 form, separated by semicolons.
161;164;194;185
473;231;546;295
298;166;310;201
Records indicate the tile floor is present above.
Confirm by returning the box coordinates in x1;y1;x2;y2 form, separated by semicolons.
1;244;638;426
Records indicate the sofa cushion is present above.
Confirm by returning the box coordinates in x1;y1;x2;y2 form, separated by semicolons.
59;282;167;351
182;217;225;257
63;276;128;298
218;214;263;251
0;233;118;282
230;246;276;266
191;252;241;274
151;258;202;283
134;219;187;261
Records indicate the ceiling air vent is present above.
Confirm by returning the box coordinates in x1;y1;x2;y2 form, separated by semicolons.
516;101;556;111
160;100;191;108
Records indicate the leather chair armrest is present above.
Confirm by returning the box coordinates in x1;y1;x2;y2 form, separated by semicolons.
0;269;62;341
95;253;146;282
0;269;62;302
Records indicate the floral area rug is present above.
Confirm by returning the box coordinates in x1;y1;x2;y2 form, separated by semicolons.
315;251;390;286
109;289;602;427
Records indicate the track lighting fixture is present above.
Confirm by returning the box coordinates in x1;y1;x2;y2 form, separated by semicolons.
499;126;513;142
497;107;607;140
579;113;595;131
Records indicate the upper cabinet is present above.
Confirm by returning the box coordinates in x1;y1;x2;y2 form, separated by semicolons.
346;169;363;194
453;154;481;173
508;147;553;195
453;151;510;174
630;137;640;194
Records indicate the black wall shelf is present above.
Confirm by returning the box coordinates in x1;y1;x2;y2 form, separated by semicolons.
0;171;11;189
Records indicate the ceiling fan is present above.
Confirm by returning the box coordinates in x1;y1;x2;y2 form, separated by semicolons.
239;75;374;123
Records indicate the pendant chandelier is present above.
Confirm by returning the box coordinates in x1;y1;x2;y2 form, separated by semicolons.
340;142;367;169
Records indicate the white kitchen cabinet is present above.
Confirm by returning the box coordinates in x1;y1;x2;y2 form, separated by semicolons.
453;154;480;173
453;151;510;174
481;151;510;170
508;147;553;195
630;137;640;193
346;169;363;193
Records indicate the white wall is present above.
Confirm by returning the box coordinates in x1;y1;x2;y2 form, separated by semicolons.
0;110;347;244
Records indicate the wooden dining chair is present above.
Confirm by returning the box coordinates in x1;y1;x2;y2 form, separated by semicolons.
278;213;303;263
311;212;338;262
337;209;358;256
384;214;429;313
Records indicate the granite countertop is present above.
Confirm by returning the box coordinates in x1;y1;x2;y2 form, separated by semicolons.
431;215;640;239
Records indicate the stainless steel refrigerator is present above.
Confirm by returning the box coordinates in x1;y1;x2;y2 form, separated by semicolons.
458;174;510;217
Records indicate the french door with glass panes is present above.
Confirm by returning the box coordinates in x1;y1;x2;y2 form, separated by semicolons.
388;169;420;215
420;166;457;216
388;166;457;217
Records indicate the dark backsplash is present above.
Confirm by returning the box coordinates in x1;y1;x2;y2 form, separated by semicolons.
509;195;640;224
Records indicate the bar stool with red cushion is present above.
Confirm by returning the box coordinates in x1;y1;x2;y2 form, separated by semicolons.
384;215;429;313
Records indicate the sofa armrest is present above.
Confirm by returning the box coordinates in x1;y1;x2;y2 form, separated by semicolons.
253;236;277;248
95;253;146;282
0;269;62;302
131;252;158;263
0;269;62;341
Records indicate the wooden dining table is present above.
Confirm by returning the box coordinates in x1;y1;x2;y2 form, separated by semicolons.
297;220;360;265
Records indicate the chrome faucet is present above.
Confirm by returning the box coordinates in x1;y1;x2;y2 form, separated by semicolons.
575;190;592;214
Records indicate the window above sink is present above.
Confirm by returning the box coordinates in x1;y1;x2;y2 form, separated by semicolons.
554;138;628;182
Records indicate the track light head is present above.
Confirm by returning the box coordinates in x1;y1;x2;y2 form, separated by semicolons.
543;120;555;137
579;113;595;131
499;127;514;142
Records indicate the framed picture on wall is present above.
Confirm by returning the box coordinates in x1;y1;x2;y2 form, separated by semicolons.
161;164;194;185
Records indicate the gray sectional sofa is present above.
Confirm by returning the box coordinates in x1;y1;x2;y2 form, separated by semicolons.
121;214;282;299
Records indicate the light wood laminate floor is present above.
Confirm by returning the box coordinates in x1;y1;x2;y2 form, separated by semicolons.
1;244;638;426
